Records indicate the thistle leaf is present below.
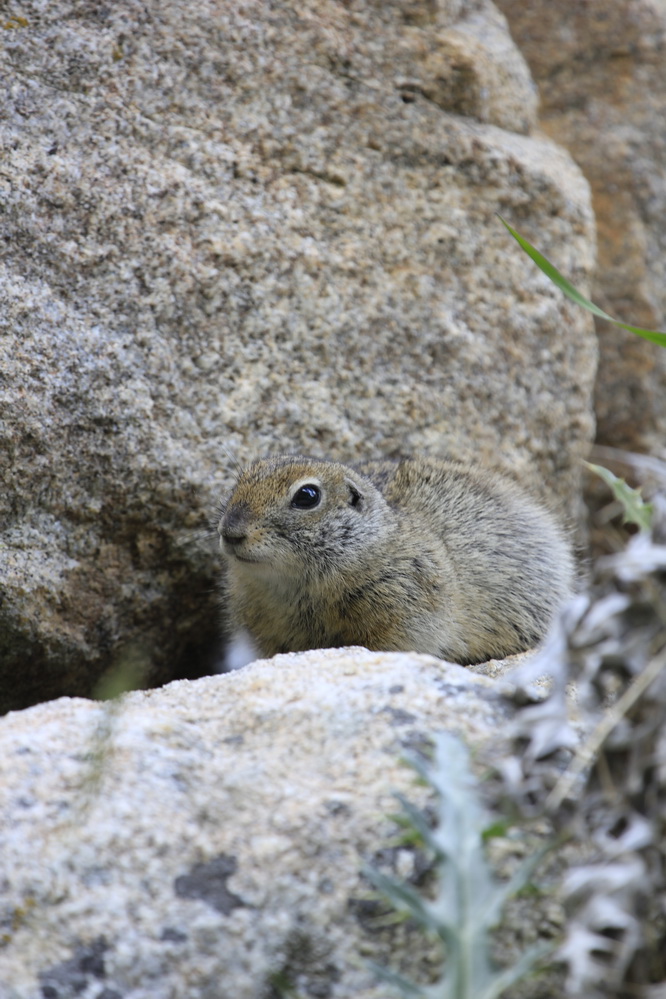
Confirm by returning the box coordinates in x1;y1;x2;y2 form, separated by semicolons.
363;866;441;935
366;961;427;998
477;942;553;999
367;733;551;999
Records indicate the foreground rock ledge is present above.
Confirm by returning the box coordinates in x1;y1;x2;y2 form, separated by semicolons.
0;649;557;998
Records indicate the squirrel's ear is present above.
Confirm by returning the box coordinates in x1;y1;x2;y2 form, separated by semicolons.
345;479;363;508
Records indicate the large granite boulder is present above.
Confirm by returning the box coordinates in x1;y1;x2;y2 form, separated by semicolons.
1;0;597;711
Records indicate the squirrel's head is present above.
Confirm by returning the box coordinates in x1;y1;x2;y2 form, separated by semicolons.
218;455;391;576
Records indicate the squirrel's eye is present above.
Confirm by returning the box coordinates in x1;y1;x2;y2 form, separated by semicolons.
291;484;321;509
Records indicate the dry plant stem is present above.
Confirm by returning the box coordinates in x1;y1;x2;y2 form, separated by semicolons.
546;645;666;813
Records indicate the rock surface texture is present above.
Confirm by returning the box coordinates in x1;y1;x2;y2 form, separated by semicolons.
0;649;565;999
496;0;666;454
1;0;597;711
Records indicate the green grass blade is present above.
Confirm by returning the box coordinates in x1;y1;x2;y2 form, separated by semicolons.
498;215;666;348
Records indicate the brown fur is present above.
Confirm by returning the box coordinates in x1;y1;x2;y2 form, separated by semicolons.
218;455;574;665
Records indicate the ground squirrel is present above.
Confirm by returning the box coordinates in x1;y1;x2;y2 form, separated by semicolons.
217;454;574;668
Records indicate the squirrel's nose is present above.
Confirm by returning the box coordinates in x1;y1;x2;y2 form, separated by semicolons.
220;503;250;548
222;531;246;548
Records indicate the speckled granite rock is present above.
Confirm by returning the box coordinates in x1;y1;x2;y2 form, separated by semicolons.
0;648;565;999
496;0;666;455
0;0;597;711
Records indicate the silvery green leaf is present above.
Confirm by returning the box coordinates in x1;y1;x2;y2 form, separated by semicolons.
367;961;428;998
476;942;553;999
368;732;552;999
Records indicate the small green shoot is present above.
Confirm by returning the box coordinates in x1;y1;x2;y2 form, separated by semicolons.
585;462;654;532
481;819;510;843
366;733;552;999
73;649;150;812
93;656;146;701
498;215;666;349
